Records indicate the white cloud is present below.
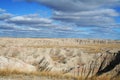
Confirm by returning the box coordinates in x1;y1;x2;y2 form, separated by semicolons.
26;0;120;12
53;9;120;27
0;8;6;13
53;9;119;17
25;0;120;28
6;14;52;25
0;13;12;20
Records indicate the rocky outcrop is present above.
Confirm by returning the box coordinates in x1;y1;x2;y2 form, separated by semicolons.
95;50;120;78
0;38;120;79
0;38;119;47
0;56;36;73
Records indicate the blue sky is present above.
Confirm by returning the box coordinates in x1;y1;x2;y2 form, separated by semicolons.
0;0;120;39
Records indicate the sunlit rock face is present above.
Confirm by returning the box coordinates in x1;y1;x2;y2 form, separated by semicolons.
0;56;36;73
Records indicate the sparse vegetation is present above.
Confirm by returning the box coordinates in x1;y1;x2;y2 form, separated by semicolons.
0;70;120;80
0;38;120;80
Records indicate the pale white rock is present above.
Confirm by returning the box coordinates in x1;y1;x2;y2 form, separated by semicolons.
0;56;36;73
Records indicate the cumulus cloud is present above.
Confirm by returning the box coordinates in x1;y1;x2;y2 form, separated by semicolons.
0;22;43;32
53;9;120;27
6;14;52;25
0;13;48;31
0;13;12;20
0;23;16;30
53;9;119;17
26;0;120;12
25;0;120;28
0;11;76;34
0;8;12;21
1;0;120;39
0;8;6;13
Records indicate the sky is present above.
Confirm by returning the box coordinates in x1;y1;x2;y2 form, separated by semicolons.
0;0;120;39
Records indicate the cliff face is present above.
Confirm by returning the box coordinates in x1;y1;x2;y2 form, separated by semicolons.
96;50;120;78
0;38;120;79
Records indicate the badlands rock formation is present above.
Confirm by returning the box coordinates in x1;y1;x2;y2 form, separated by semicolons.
0;38;120;79
96;50;120;78
0;56;36;73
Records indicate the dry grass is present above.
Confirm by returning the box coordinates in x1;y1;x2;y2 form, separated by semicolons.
0;70;23;76
0;38;120;80
16;43;120;54
0;70;120;80
0;70;75;80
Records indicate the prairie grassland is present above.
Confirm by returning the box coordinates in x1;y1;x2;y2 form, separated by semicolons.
0;69;120;80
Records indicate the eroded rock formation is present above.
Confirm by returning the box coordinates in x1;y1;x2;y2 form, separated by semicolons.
0;38;120;79
96;50;120;78
0;56;36;73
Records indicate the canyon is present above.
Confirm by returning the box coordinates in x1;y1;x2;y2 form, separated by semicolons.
0;38;120;80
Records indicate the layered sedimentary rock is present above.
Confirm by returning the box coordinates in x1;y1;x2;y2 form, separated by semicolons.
0;38;119;47
96;50;120;78
0;38;120;79
0;56;36;73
